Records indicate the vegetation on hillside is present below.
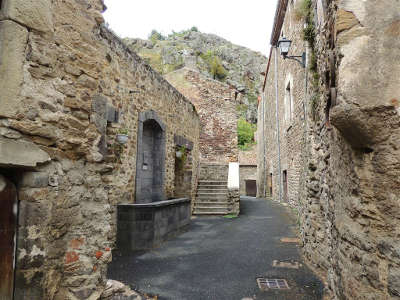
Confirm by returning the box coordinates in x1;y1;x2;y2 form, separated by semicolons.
200;50;227;80
124;27;266;124
238;117;256;150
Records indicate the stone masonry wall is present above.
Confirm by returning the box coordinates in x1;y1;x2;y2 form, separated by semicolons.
0;0;200;299
258;1;307;206
165;67;240;164
258;0;400;299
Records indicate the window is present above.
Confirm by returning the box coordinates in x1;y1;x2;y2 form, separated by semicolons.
284;75;293;127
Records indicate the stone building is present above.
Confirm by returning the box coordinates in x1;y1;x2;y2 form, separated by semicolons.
165;68;240;215
239;147;257;196
165;67;239;164
0;0;200;299
257;0;400;299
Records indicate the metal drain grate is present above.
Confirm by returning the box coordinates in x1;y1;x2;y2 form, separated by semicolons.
257;278;290;290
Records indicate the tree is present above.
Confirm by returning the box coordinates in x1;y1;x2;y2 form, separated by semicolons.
149;30;165;44
238;117;256;150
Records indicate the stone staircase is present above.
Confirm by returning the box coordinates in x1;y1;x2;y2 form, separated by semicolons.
193;164;230;215
193;181;230;215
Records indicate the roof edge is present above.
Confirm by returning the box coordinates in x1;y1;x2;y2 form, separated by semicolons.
270;0;289;46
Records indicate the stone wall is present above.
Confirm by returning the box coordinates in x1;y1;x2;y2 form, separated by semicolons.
0;0;200;298
165;67;240;164
257;0;307;205
257;0;400;299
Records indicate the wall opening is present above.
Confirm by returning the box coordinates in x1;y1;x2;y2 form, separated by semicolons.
245;180;257;197
325;96;332;129
135;111;166;204
282;170;288;202
284;76;293;127
174;146;193;199
269;173;273;196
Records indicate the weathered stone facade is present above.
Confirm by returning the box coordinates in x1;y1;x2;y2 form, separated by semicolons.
0;0;200;299
165;68;241;215
257;0;400;299
165;67;240;164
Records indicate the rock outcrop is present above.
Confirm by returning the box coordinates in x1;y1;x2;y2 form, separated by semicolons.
123;29;266;123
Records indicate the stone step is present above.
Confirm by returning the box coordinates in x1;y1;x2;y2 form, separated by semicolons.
198;181;227;186
194;206;229;210
194;201;229;207
197;185;227;189
197;188;228;193
196;196;227;201
197;192;227;195
192;210;230;215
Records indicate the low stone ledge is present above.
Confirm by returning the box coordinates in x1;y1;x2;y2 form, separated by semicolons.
117;198;191;251
119;198;190;208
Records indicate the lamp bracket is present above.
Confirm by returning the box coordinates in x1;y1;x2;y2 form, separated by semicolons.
283;52;306;68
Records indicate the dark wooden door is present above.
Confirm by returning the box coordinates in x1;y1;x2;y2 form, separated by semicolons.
245;180;257;197
268;173;273;196
283;170;288;202
0;176;17;300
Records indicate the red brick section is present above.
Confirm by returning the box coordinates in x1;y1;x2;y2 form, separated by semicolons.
95;251;103;260
65;251;79;264
165;68;239;164
70;238;85;250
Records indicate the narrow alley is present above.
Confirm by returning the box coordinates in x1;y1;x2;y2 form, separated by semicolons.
108;197;323;300
0;0;399;299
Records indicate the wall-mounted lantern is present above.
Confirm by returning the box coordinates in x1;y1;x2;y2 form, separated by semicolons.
277;37;306;68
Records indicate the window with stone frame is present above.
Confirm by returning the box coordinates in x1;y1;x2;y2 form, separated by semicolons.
284;76;293;127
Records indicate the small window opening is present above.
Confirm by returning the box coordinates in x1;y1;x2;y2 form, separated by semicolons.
325;97;332;129
362;147;374;154
285;81;293;124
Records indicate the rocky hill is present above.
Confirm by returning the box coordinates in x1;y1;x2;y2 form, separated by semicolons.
123;29;266;123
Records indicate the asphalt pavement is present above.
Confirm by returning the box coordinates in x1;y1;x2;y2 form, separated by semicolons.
108;196;324;300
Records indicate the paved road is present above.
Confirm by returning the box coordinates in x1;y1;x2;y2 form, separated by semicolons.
108;197;324;300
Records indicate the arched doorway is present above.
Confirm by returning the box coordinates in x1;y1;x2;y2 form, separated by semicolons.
135;111;166;203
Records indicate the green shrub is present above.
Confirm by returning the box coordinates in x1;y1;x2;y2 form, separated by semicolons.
200;50;227;80
238;117;256;150
190;26;199;32
294;0;312;21
149;30;165;44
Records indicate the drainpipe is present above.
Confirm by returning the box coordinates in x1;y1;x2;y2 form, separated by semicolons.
261;92;266;197
274;47;283;203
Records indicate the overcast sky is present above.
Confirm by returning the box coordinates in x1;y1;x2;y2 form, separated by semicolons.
103;0;278;55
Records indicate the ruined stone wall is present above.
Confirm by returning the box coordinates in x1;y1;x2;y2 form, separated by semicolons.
165;67;239;164
258;0;400;299
0;0;200;298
